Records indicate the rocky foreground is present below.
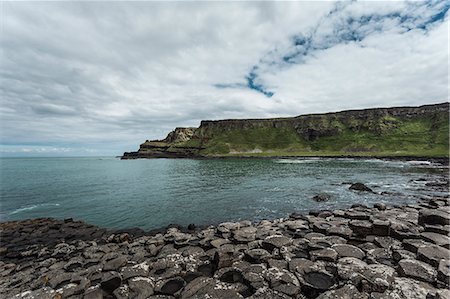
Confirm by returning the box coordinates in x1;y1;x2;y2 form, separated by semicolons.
1;198;450;299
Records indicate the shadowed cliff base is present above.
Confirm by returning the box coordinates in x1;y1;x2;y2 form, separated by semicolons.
122;103;450;159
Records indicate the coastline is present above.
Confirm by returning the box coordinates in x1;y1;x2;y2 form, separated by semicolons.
1;195;449;298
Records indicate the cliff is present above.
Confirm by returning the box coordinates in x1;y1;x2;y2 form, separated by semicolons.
122;102;449;159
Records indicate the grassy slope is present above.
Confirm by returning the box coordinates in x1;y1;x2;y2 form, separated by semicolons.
189;113;449;158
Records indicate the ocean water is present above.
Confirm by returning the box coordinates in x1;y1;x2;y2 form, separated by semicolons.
0;157;447;230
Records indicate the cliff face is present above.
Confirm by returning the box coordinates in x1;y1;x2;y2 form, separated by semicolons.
122;102;449;159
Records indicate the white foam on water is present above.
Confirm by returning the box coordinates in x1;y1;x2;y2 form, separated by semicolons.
10;203;60;215
275;158;320;164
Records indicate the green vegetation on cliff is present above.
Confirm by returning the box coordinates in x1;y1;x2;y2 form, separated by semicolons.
122;103;449;159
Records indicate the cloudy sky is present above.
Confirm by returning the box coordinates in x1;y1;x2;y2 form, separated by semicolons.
1;1;448;156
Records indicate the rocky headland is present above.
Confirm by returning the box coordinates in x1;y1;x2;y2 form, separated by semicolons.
2;195;450;298
122;102;449;159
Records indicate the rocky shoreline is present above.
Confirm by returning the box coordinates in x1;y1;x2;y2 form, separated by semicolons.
1;195;450;299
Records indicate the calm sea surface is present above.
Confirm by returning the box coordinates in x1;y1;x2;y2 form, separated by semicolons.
0;157;447;230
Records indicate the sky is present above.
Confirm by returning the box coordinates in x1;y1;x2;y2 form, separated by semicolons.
0;1;448;157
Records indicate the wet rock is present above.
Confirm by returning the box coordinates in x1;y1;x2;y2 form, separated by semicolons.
313;193;331;202
417;244;450;267
374;203;386;211
331;244;365;259
398;259;437;283
349;183;373;193
100;271;122;294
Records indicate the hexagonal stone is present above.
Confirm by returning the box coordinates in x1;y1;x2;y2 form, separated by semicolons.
420;232;450;249
378;277;436;299
233;227;257;243
326;225;352;239
349;220;373;235
402;239;431;253
417;245;450;267
418;209;450;226
245;249;271;264
100;271;122;294
155;277;186;296
398;259;437;283
337;257;368;280
331;244;365;259
310;248;338;262
261;235;291;251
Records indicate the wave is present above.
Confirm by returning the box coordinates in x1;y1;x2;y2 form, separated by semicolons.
9;203;60;215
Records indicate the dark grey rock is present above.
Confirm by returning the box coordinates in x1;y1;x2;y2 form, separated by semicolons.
437;259;450;287
156;277;186;296
349;220;373;235
349;183;373;193
128;276;155;298
309;248;338;262
417;245;450;267
103;256;127;271
233;227;257;243
420;232;450;249
100;271;122;294
418;209;450;226
245;249;271;264
398;259;437;283
313;193;331;202
316;284;369;299
262;235;291;252
331;244;365;259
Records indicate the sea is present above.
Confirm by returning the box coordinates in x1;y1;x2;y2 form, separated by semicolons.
0;157;448;230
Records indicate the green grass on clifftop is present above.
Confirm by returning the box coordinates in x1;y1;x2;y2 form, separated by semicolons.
195;114;449;158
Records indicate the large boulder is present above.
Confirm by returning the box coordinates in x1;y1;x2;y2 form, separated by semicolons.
418;209;450;226
313;193;331;202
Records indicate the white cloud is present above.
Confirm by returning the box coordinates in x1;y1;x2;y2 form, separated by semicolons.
0;1;448;156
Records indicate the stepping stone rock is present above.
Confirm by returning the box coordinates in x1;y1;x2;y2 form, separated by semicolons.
326;225;353;239
337;257;367;280
283;220;308;231
437;259;450;287
418;209;450;226
310;248;338;262
349;220;373;235
398;259;437;283
245;249;271;264
316;284;369;299
331;244;365;259
261;235;291;251
233;227;257;243
420;232;450;249
302;271;336;291
417;245;450;267
402;239;431;253
104;256;127;271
